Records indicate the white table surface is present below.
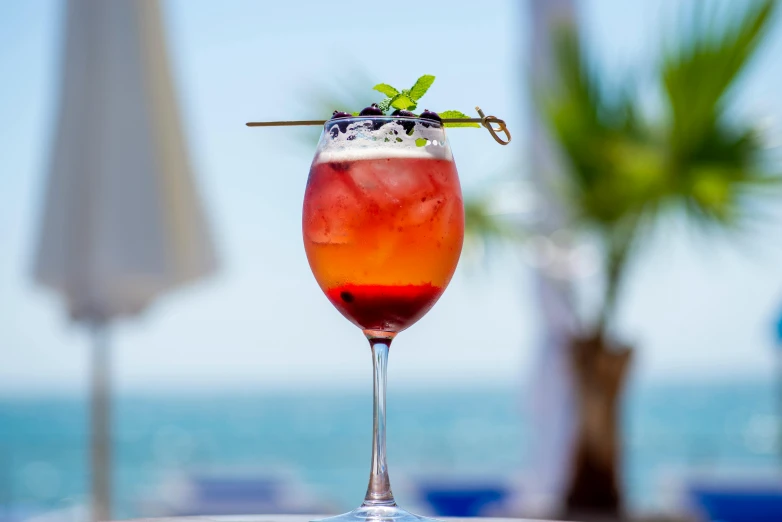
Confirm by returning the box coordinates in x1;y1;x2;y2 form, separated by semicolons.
118;514;568;522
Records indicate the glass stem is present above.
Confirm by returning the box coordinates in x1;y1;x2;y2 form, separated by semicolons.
362;338;396;507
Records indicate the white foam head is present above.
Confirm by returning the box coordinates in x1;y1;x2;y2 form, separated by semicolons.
314;119;453;164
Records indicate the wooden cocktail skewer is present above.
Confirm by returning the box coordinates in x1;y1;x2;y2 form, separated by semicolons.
246;106;511;145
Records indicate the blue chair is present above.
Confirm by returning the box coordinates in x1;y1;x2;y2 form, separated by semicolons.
690;485;782;522
416;482;512;517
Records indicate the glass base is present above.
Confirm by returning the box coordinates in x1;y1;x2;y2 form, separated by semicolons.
313;504;440;522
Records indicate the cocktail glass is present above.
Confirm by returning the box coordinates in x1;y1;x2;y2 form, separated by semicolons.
302;116;464;522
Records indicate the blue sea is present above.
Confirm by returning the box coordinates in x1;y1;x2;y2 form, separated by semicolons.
0;379;779;519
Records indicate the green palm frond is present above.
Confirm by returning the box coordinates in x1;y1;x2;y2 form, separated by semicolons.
662;0;779;225
543;28;664;229
460;193;526;270
664;0;773;148
463;196;521;244
295;69;380;148
543;0;778;232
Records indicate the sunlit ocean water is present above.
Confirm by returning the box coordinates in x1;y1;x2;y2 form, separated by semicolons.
0;379;778;518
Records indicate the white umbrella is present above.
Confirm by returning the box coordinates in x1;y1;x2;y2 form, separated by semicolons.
33;1;217;520
525;0;579;516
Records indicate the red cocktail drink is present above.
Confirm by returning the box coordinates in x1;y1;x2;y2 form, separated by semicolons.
303;154;464;333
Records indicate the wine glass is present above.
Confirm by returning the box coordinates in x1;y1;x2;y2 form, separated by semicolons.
302;115;464;522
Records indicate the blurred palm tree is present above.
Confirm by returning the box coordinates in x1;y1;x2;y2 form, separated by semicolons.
467;0;780;516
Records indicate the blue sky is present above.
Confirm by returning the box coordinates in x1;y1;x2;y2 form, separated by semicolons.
2;0;782;394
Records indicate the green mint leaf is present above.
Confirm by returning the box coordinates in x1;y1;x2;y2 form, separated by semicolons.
373;83;399;97
409;75;435;101
351;111;360;116
378;99;392;113
443;121;481;128
439;110;470;118
440;109;480;128
390;93;417;111
415;138;428;147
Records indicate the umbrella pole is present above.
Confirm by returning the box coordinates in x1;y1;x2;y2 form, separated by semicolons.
91;322;111;522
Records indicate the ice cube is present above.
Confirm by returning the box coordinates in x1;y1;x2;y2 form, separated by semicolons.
398;194;462;242
304;174;361;244
404;196;446;228
378;165;433;202
432;195;463;241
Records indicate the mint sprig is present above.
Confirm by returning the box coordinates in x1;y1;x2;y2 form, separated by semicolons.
368;75;480;128
372;84;399;98
372;75;432;111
